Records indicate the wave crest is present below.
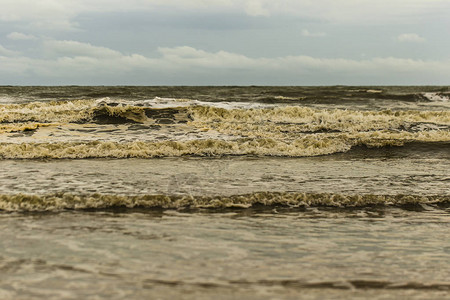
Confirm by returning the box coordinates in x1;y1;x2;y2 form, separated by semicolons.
2;100;449;126
0;131;448;159
1;192;448;211
1;100;449;159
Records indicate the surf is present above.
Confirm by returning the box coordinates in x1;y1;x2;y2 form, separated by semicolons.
1;191;449;212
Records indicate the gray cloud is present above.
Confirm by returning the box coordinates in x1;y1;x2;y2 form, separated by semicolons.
0;44;19;56
2;0;448;31
1;41;449;85
1;0;449;85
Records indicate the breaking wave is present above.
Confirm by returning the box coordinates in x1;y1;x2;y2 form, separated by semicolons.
422;92;450;102
2;98;449;125
1;192;449;212
0;99;449;158
0;135;449;159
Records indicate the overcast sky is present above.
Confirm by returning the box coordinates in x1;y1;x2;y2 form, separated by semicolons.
1;0;449;85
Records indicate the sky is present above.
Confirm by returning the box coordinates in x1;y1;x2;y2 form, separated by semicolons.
0;0;449;85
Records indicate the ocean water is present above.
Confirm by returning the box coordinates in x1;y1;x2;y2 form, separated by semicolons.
0;86;449;299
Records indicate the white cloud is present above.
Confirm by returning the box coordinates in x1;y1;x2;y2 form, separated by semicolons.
0;44;19;56
157;46;447;76
301;29;326;37
158;46;257;68
1;41;448;84
44;40;123;59
7;32;37;40
245;0;270;16
397;33;426;43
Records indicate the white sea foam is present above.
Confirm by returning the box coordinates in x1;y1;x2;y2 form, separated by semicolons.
1;99;449;158
423;92;449;102
95;96;273;110
0;96;19;104
1;192;448;211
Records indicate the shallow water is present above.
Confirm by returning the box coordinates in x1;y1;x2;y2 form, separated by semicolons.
1;209;450;299
0;86;449;299
0;150;449;208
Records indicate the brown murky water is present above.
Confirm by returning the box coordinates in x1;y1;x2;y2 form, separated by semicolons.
0;86;449;299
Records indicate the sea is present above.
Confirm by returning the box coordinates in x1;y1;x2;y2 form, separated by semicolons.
0;86;449;299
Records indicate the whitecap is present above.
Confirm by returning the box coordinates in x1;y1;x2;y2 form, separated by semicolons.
423;92;449;102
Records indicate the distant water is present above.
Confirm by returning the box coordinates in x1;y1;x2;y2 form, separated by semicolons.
0;86;449;299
